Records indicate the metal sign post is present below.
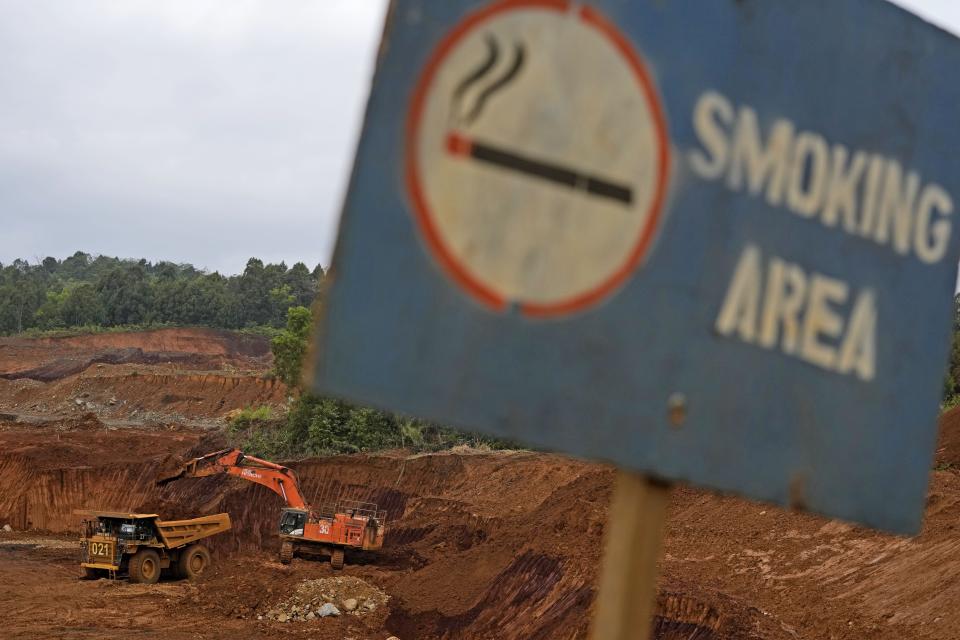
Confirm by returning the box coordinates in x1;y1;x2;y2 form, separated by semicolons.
590;473;671;640
312;0;960;635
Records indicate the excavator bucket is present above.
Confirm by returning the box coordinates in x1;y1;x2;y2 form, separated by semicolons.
156;464;186;485
156;449;232;485
156;458;200;485
155;459;188;485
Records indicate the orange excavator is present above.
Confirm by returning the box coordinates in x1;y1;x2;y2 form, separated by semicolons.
158;449;387;568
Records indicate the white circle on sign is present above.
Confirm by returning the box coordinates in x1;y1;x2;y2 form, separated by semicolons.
406;0;670;318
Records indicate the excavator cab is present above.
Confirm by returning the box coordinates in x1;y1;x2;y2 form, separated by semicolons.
279;508;307;537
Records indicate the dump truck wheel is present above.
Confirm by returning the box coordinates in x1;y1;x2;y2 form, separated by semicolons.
176;544;211;579
129;549;161;584
279;541;294;565
330;548;345;570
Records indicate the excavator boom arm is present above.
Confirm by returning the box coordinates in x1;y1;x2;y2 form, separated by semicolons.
158;449;308;510
223;465;307;509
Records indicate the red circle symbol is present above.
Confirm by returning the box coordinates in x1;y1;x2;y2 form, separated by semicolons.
405;0;671;318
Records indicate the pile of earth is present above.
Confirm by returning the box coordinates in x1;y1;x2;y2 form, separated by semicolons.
53;411;106;431
260;576;390;622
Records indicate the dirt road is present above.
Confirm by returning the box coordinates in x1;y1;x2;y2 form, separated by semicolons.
2;536;208;640
0;534;395;640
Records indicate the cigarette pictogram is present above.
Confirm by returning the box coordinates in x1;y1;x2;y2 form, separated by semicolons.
406;2;670;316
446;132;634;205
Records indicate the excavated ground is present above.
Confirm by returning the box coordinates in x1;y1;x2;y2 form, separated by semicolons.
0;419;786;639
2;329;959;639
0;328;271;377
3;414;960;639
0;328;286;426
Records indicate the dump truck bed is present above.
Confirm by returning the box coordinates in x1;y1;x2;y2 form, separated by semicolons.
155;513;231;549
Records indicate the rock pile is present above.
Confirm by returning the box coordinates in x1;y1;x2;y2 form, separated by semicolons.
259;577;390;623
57;412;105;432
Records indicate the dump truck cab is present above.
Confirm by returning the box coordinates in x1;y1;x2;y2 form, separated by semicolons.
76;510;230;583
79;512;161;575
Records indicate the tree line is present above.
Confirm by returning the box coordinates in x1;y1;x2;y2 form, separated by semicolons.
0;251;324;335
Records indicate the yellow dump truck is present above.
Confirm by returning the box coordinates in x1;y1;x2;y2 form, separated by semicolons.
75;510;231;583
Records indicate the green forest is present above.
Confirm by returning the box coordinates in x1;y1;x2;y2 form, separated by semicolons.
0;251;323;335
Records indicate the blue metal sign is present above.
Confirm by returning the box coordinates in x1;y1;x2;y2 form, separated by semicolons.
312;0;960;533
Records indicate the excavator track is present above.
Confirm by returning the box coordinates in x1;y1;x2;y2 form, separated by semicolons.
331;548;345;570
279;541;294;565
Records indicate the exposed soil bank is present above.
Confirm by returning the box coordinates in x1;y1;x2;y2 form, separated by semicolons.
0;328;285;424
0;327;272;379
0;368;285;423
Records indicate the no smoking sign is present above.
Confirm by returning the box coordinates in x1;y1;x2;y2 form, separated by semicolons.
406;0;670;317
319;0;960;535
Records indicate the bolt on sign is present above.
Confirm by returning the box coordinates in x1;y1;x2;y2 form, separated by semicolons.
312;0;960;535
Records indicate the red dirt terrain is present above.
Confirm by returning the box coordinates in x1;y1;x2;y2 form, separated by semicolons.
1;330;959;639
0;328;286;425
0;327;271;377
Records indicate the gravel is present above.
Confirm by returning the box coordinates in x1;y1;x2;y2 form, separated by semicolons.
260;577;390;624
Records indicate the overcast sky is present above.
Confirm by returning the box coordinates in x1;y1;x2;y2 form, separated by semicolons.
0;0;955;275
0;0;389;274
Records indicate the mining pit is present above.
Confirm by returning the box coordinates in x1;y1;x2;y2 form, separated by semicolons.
2;328;959;639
